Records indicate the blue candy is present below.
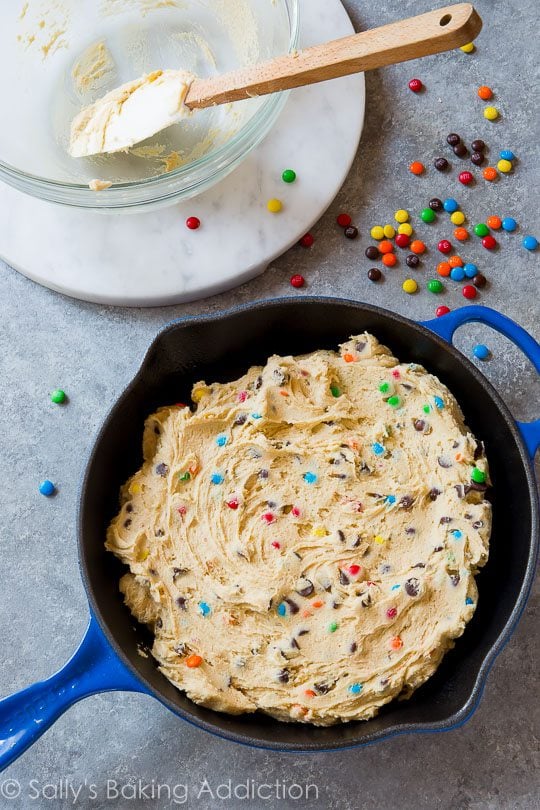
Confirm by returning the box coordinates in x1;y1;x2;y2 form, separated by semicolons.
463;262;478;278
386;495;396;505
39;480;56;497
451;530;463;539
523;235;538;251
443;198;459;213
501;217;517;232
450;267;465;281
277;602;287;616
348;683;363;695
211;473;224;485
473;344;490;360
215;434;228;447
251;412;262;420
465;597;474;605
434;396;445;409
198;601;211;616
499;149;515;161
372;442;385;456
303;472;317;484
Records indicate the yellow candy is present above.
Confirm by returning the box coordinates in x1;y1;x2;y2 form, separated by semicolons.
374;535;386;545
497;159;512;173
129;482;141;495
450;211;466;225
484;106;499;121
394;209;409;224
138;549;150;561
267;198;282;213
192;386;209;402
370;225;385;240
398;223;413;236
402;279;418;294
460;42;475;53
383;224;396;239
312;526;327;537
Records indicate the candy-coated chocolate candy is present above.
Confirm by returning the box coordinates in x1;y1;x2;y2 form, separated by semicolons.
471;152;484;166
290;274;305;288
344;225;359;239
365;246;379;259
395;233;410;248
406;254;420;268
486;216;502;230
471;139;485;152
438;239;452;254
429;198;444;212
483;106;499;120
383;224;396;238
473;273;487;288
497;159;512;173
501;217;517;232
450;267;465;281
473;344;490;360
474;223;490;237
398;223;413;236
39;480;56;497
462;284;477;299
186;654;203;668
427;279;444;294
500;149;515;161
483;167;498;181
421;207;436;223
460;42;475;53
482;235;497;250
523;235;539;250
379;240;394;254
394;209;409;223
446;133;461;147
477;86;492;100
450;211;465;225
471;466;487;483
186;216;201;229
370;225;385;240
459;171;474;185
337;213;352;227
50;389;66;404
282;169;297;183
267;198;283;213
448;255;463;268
463;262;478;278
443;198;459;213
402;279;418;294
409;161;425;175
437;262;451;277
368;268;382;281
408;78;423;92
454;227;469;241
434;157;449;171
299;233;314;247
382;253;397;267
436;305;451;317
410;240;426;255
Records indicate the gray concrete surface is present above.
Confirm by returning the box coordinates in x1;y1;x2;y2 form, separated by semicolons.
0;1;538;807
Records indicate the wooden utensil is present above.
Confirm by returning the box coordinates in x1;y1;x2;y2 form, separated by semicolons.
185;4;481;109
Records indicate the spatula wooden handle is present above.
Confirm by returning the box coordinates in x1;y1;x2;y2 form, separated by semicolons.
186;4;481;109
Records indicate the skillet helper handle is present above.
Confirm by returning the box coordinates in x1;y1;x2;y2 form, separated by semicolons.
422;305;540;457
0;616;144;773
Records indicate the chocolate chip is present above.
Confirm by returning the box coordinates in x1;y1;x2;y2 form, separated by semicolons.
267;500;277;509
434;157;449;171
291;637;300;649
399;495;415;509
156;618;163;629
234;414;247;426
176;597;187;610
433;545;444;552
469;481;487;492
414;419;425;431
277;668;289;683
361;593;372;607
474;440;485;460
172;567;188;581
123;518;132;528
314;682;333;695
365;246;379;260
296;579;314;598
155;462;169;477
332;601;341;609
449;573;460;587
126;503;133;513
259;469;269;479
174;643;187;656
439;516;453;524
155;529;165;537
405;527;416;535
438;456;453;468
337;530;346;543
339;570;350;586
349;642;358;653
355;341;366;352
472;520;484;529
254;376;263;390
401;383;413;391
405;577;420;597
446;133;461;147
406;254;420;268
284;598;299;614
297;629;310;636
352;536;361;548
412;562;426;568
428;488;441;501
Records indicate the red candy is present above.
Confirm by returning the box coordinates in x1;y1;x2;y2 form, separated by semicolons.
186;216;201;230
348;564;361;576
436;305;451;317
299;233;314;248
271;541;281;549
482;235;497;250
386;607;398;619
438;239;452;254
290;274;305;288
226;498;239;510
337;213;352;228
261;512;276;524
462;285;477;299
408;78;423;93
459;171;474;185
395;233;410;248
291;506;301;517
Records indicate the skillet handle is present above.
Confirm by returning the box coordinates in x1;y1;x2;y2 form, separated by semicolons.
422;305;540;457
0;615;145;773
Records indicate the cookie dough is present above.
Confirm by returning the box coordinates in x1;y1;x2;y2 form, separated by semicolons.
69;69;194;157
106;334;491;725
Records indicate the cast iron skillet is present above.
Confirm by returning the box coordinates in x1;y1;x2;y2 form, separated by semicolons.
1;299;538;769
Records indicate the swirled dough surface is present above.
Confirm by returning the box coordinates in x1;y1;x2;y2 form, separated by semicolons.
106;334;491;725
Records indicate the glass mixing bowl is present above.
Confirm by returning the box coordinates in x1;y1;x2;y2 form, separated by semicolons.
0;0;299;212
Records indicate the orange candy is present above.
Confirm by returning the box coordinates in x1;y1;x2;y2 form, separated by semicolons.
311;599;324;608
382;253;397;267
410;239;426;254
487;215;502;230
454;227;469;241
409;161;425;175
304;689;316;698
448;255;463;268
390;636;404;650
437;262;451;277
379;240;394;254
186;655;203;668
483;167;498;181
478;85;493;100
343;352;357;363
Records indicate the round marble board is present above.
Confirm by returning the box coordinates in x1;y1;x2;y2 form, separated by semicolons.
0;0;365;307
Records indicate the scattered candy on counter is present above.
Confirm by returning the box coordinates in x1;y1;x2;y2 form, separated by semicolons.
483;167;498;181
337;213;352;228
486;216;502;230
459;42;475;53
282;169;297;183
482;235;497;250
39;479;56;497
501;217;517;232
473;223;490;237
50;389;66;404
436;305;451;317
483;106;499;121
438;239;452;254
473;344;491;360
345;226;359;239
299;233;314;247
434;157;449;172
394;209;409;223
462;285;477;299
421;207;436;223
429;198;444;212
477;86;493;100
409;161;425;176
408;78;423;93
497;159;512;173
267;198;282;213
458;171;474;185
443;197;459;213
368;268;382;282
185;216;200;230
290;274;305;288
523;235;538;251
427;279;444;294
402;279;418;294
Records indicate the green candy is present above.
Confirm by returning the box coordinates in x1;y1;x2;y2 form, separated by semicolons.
379;382;390;393
427;279;444;294
330;385;341;398
328;621;339;633
423;404;431;414
282;169;297;184
50;389;66;404
179;472;191;482
474;223;490;237
387;395;401;408
471;467;486;483
421;207;436;223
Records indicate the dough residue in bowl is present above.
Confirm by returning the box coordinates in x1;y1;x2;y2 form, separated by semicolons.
106;334;491;725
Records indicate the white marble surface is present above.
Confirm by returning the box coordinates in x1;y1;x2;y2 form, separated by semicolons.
0;0;365;307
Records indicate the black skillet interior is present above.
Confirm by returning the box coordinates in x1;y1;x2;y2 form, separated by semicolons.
80;299;537;750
